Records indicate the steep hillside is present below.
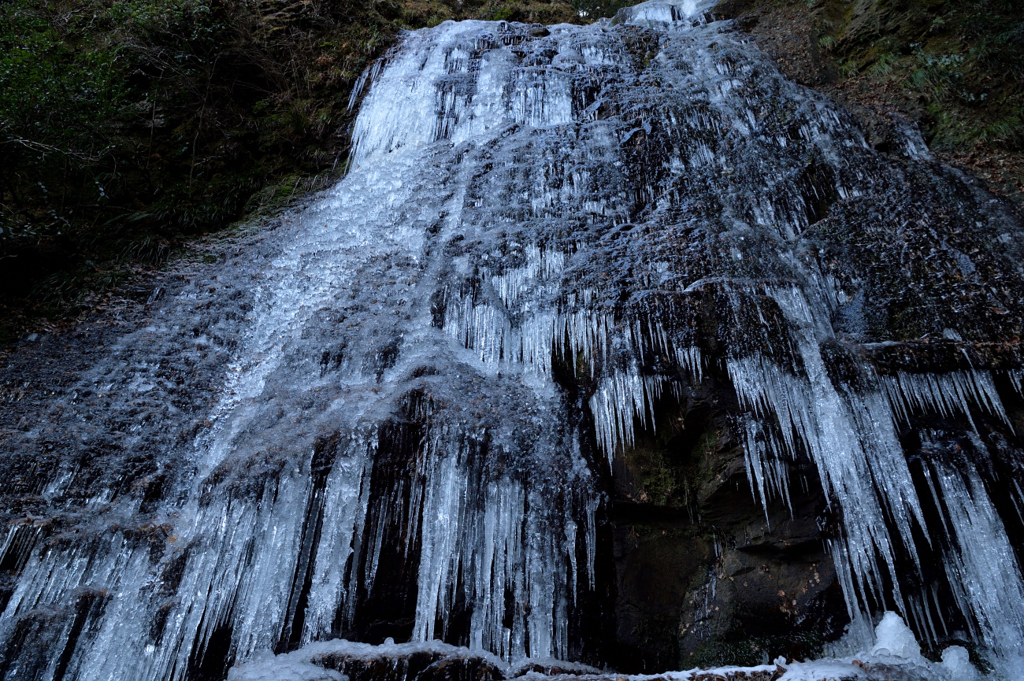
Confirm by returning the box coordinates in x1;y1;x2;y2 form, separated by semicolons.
715;0;1023;208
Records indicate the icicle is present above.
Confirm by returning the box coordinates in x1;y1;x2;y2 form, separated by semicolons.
1009;369;1023;398
303;441;374;643
880;370;1011;431
557;308;614;377
728;287;936;626
589;365;667;460
675;345;704;383
441;245;573;374
925;458;1024;671
0;523;41;576
741;419;792;522
584;494;598;589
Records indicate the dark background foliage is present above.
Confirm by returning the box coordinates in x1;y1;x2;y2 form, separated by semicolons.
0;0;581;338
809;0;1024;151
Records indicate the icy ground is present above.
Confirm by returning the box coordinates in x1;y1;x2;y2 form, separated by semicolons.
229;614;980;681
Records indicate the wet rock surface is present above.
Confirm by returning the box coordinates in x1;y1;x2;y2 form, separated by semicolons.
604;382;841;671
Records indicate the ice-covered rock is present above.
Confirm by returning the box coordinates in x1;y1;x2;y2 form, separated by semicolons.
939;646;978;681
229;657;347;681
871;613;923;662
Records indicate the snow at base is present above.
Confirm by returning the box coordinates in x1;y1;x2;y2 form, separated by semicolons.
229;614;984;681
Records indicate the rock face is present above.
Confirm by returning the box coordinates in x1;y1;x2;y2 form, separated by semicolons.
606;382;845;672
1;1;1024;680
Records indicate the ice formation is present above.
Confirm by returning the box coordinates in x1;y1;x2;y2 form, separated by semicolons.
871;612;923;661
1;0;1023;679
228;615;980;681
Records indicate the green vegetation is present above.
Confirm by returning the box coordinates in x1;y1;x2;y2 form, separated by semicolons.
810;0;1024;151
0;0;579;334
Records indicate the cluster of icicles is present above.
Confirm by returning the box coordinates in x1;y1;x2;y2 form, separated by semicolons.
1;0;1023;679
441;237;1024;674
350;5;1024;672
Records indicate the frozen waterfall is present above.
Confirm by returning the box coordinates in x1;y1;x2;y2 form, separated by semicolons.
2;0;1024;679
